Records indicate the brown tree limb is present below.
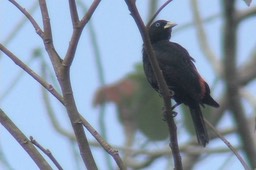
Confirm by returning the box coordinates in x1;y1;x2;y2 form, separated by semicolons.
223;0;256;168
69;0;80;25
0;109;52;170
30;137;63;170
0;43;123;169
9;0;61;69
38;1;97;169
58;68;98;169
124;0;182;169
63;0;101;67
6;1;122;169
38;0;62;72
41;57;126;168
40;62;75;139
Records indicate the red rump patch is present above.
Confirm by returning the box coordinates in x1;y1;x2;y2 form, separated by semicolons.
198;76;206;99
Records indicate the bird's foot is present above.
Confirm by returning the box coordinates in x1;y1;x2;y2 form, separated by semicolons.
161;106;178;121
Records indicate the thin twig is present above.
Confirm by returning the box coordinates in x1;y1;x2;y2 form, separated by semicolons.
1;1;39;48
39;0;53;42
30;137;63;170
80;117;127;170
0;109;52;170
236;6;256;23
69;0;80;25
10;1;98;169
0;54;36;101
38;0;62;69
146;0;173;27
42;56;122;169
55;1;100;169
147;0;158;22
80;0;101;27
0;44;64;104
205;119;250;170
124;0;182;169
9;0;44;38
63;0;101;67
8;1;124;169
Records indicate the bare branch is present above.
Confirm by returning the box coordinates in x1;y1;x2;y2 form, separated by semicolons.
6;1;117;169
2;1;39;47
146;0;158;22
80;0;101;27
205;119;250;170
9;0;61;71
124;0;182;169
63;0;101;67
40;63;75;139
54;2;101;169
8;0;44;38
38;0;53;43
80;117;127;170
0;44;64;104
146;0;173;27
38;0;62;68
236;6;256;23
58;70;98;169
77;1;113;168
0;109;52;170
69;0;80;25
30;137;63;170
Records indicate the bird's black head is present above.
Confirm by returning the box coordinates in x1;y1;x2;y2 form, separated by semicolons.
148;20;177;43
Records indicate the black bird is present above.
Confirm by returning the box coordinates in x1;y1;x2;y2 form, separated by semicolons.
143;20;219;147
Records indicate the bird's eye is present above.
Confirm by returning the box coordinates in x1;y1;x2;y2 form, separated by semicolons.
155;23;160;27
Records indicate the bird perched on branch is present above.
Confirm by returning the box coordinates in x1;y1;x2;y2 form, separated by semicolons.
143;20;219;147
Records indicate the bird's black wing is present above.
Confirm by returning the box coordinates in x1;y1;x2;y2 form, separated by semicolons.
153;41;203;105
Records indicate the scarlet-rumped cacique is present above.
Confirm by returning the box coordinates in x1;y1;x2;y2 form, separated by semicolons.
143;20;219;147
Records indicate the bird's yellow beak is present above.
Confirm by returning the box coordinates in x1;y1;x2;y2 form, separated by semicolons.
164;22;177;29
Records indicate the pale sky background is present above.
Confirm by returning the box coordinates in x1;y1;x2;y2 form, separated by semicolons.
0;0;255;169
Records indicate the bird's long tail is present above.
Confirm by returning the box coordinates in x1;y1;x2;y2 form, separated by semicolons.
189;105;209;147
